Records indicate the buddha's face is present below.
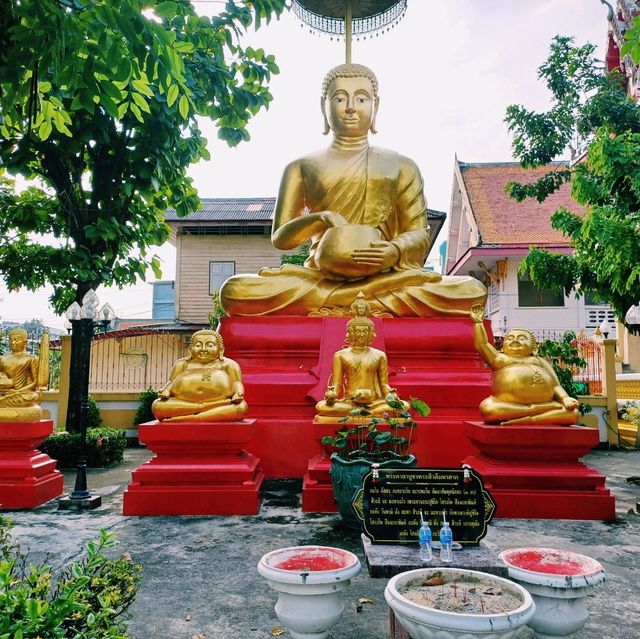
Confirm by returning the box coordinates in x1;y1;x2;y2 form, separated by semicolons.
8;332;27;354
323;75;378;137
190;336;220;363
349;324;374;347
502;330;535;357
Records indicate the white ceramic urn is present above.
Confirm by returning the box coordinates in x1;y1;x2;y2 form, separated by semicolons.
257;545;361;639
385;567;535;639
499;547;605;639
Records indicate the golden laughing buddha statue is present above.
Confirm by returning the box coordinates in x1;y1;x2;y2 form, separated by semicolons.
471;304;579;425
152;329;248;422
220;63;486;317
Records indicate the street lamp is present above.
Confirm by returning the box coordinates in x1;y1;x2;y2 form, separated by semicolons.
58;289;113;510
599;319;613;339
625;304;640;332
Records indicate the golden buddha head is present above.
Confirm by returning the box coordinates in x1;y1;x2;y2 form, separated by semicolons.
188;329;224;363
502;328;537;357
321;63;379;136
346;316;375;348
8;328;28;353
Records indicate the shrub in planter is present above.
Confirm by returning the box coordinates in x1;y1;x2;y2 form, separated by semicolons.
322;395;430;528
0;516;141;638
134;386;159;426
39;427;127;468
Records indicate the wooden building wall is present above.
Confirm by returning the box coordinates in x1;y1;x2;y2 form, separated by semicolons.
175;233;286;323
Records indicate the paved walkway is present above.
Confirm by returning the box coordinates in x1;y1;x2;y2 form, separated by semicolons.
5;447;640;639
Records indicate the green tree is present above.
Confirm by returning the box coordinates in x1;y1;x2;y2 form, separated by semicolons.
0;0;285;313
504;30;640;327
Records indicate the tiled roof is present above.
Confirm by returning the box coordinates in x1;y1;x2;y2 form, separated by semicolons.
165;198;276;222
460;162;580;246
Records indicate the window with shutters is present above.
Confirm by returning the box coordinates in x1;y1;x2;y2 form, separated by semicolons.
209;261;235;295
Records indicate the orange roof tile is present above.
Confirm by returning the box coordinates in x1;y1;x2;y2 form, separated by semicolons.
460;162;581;246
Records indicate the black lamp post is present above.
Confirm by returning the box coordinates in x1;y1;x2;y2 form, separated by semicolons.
58;290;114;510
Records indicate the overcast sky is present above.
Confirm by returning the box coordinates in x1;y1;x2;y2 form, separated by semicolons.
0;0;609;328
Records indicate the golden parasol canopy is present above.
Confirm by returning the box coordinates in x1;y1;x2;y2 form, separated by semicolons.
291;0;407;62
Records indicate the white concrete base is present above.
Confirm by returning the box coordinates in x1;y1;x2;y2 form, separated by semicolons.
257;546;361;639
499;547;605;639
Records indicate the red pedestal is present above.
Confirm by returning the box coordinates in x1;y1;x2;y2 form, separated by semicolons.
218;317;491;511
0;420;63;509
463;421;615;521
301;422;339;513
123;419;263;516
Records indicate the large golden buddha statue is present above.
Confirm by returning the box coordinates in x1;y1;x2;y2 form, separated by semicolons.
152;329;248;422
0;328;49;422
315;295;409;421
471;305;579;425
220;63;486;317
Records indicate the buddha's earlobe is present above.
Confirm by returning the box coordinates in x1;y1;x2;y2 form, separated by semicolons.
370;97;380;135
321;98;330;135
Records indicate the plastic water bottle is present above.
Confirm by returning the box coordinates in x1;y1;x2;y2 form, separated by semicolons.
418;512;432;562
439;511;453;563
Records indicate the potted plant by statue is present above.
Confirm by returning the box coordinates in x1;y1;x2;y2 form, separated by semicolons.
315;294;430;528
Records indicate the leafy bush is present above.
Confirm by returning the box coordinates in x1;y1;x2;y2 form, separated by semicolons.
537;331;592;416
321;395;430;462
39;428;126;468
280;243;310;266
208;290;226;330
133;387;158;426
0;516;141;638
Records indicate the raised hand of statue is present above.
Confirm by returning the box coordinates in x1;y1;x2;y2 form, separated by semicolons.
351;241;400;271
470;304;486;324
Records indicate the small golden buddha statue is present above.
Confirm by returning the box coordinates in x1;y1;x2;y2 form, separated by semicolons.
0;328;49;422
315;294;409;422
220;63;486;317
152;329;248;422
471;304;579;425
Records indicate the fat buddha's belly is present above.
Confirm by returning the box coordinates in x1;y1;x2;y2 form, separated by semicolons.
171;370;232;402
493;364;556;404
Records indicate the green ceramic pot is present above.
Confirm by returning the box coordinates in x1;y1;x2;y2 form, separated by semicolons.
329;453;417;529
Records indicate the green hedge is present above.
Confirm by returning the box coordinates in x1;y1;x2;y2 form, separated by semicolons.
39;427;126;468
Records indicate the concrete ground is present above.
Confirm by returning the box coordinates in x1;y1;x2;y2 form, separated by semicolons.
4;446;640;639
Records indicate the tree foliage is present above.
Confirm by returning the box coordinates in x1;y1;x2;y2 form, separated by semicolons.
0;0;285;313
504;31;640;327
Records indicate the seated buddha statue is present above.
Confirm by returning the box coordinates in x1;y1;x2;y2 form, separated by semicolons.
152;329;248;422
471;304;579;425
0;328;48;422
220;63;486;317
315;295;409;421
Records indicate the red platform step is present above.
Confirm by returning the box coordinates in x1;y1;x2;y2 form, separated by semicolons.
463;421;615;520
218;316;492;512
123;420;264;516
0;420;63;509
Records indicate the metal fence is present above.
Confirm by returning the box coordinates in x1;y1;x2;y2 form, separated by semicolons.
87;332;189;392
